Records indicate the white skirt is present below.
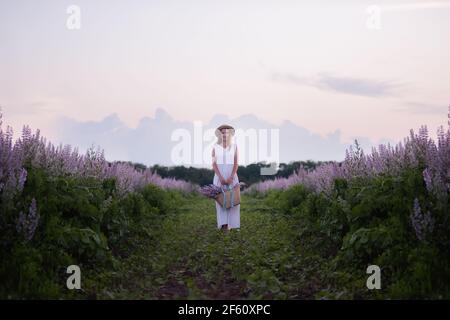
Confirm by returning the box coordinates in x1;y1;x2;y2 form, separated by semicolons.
213;173;240;230
215;201;240;229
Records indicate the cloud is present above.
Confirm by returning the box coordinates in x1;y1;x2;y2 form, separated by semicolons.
380;1;450;12
394;102;448;115
52;107;381;167
271;72;398;97
3;101;57;115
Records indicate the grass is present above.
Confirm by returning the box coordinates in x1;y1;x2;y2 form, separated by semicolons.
78;195;327;300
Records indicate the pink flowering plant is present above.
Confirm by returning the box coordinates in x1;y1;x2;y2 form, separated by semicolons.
244;107;450;298
0;110;197;298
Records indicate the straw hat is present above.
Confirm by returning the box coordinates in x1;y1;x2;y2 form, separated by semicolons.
215;124;235;138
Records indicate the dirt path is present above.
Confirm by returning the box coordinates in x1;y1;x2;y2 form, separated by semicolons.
92;195;322;299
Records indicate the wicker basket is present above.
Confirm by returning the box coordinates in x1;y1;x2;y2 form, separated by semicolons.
215;184;240;209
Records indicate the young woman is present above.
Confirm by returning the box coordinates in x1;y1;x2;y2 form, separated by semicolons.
211;124;240;232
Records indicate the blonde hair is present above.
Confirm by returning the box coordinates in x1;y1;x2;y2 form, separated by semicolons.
216;131;233;146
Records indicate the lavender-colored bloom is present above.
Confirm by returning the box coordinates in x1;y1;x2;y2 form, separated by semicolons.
200;184;222;199
17;168;27;193
0;109;197;199
16;198;39;242
1;105;450;202
423;168;433;193
200;182;242;199
410;198;434;241
246;109;450;205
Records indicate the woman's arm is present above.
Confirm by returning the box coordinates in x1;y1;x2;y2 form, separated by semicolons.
212;148;226;185
226;145;239;184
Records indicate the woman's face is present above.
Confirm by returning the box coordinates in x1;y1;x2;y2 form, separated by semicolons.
221;128;231;141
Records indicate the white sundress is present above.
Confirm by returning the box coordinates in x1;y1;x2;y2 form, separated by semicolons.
213;142;240;230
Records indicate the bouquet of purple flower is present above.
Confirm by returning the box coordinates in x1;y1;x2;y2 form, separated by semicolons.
200;182;244;208
199;184;222;199
200;182;244;199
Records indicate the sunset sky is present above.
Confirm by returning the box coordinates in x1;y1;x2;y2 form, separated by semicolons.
1;0;449;165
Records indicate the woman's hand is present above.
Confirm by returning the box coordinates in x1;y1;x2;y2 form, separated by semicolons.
225;176;233;185
219;176;227;185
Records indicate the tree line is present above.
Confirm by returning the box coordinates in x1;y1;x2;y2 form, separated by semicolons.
118;160;331;187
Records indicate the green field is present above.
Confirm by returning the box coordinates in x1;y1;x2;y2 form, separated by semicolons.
82;195;327;299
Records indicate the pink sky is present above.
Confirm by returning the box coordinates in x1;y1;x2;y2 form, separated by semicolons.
1;0;449;161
